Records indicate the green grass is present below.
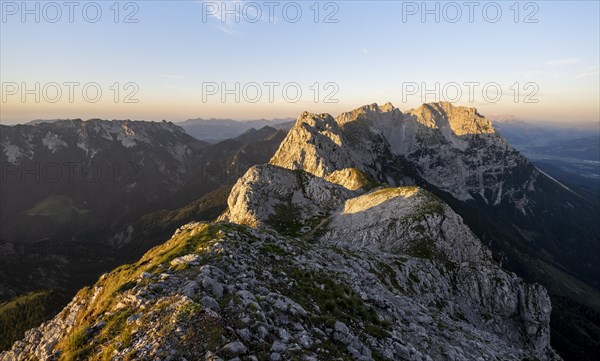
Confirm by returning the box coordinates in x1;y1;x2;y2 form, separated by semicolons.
266;169;333;237
325;167;381;191
405;238;436;260
267;200;303;236
260;243;291;256
371;261;403;293
0;290;59;351
55;222;230;360
282;267;392;342
24;194;90;222
61;326;93;361
267;197;328;238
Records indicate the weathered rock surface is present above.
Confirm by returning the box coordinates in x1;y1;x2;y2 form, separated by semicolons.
1;102;561;361
222;163;557;360
1;218;558;361
219;164;353;232
271;101;536;208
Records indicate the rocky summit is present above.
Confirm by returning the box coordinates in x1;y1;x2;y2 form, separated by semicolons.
271;101;531;206
2;103;562;361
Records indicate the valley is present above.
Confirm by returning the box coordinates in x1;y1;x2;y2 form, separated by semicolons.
1;103;598;360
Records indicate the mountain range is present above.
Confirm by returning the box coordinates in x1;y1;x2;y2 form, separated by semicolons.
178;118;295;143
1;102;598;360
269;103;600;359
491;118;599;198
0;119;287;350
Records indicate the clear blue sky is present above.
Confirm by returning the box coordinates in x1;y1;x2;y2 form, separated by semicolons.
1;0;599;123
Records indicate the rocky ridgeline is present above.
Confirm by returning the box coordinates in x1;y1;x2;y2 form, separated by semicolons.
0;119;202;192
1;103;561;360
271;101;536;208
1;119;195;161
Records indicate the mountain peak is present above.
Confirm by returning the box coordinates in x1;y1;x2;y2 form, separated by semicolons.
332;102;494;139
271;102;524;203
408;102;495;136
2;103;567;361
336;102;403;126
296;111;337;128
221;144;558;360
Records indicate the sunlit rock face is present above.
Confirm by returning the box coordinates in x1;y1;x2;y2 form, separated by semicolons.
225;104;559;358
272;101;532;205
2;102;561;361
272;102;600;294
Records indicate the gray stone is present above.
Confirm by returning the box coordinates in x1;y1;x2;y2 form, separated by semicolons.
201;296;220;311
270;341;286;353
202;277;224;299
220;341;247;355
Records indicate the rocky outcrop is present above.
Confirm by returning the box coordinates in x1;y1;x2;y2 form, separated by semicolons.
1;102;561;361
222;162;558;360
320;187;486;263
219;164;353;231
271;101;536;207
1;218;558;361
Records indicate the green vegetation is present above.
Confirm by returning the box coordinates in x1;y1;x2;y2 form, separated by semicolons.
265;177;328;238
401;192;445;225
370;261;402;293
267;200;303;236
405;238;436;260
12;220;396;359
177;307;224;356
0;290;60;351
418;197;445;217
62;326;92;361
265;169;336;238
260;243;291;257
115;281;137;294
408;273;420;286
325;167;381;191
349;168;381;190
293;169;310;193
282;266;391;343
386;191;459;272
55;223;231;360
24;194;90;222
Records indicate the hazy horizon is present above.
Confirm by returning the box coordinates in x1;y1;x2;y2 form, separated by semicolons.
1;2;600;359
2;102;600;129
2;1;599;125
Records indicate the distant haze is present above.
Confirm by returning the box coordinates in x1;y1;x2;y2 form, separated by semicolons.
1;2;598;125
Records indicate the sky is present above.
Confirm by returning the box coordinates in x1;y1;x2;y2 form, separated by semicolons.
1;0;599;124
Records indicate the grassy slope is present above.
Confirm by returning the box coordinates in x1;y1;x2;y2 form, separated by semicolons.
0;291;64;350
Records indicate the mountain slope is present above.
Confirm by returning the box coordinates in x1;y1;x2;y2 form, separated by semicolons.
1;164;560;360
179;118;294;143
2;103;591;360
0;120;286;350
270;102;600;360
0;119;206;247
271;102;600;286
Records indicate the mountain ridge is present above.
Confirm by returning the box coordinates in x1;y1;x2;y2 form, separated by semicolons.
2;102;569;360
2;102;597;360
270;101;600;360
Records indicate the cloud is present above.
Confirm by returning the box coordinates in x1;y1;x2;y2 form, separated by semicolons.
201;0;244;21
362;48;369;55
545;58;581;65
200;0;265;35
574;68;600;79
216;24;239;36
